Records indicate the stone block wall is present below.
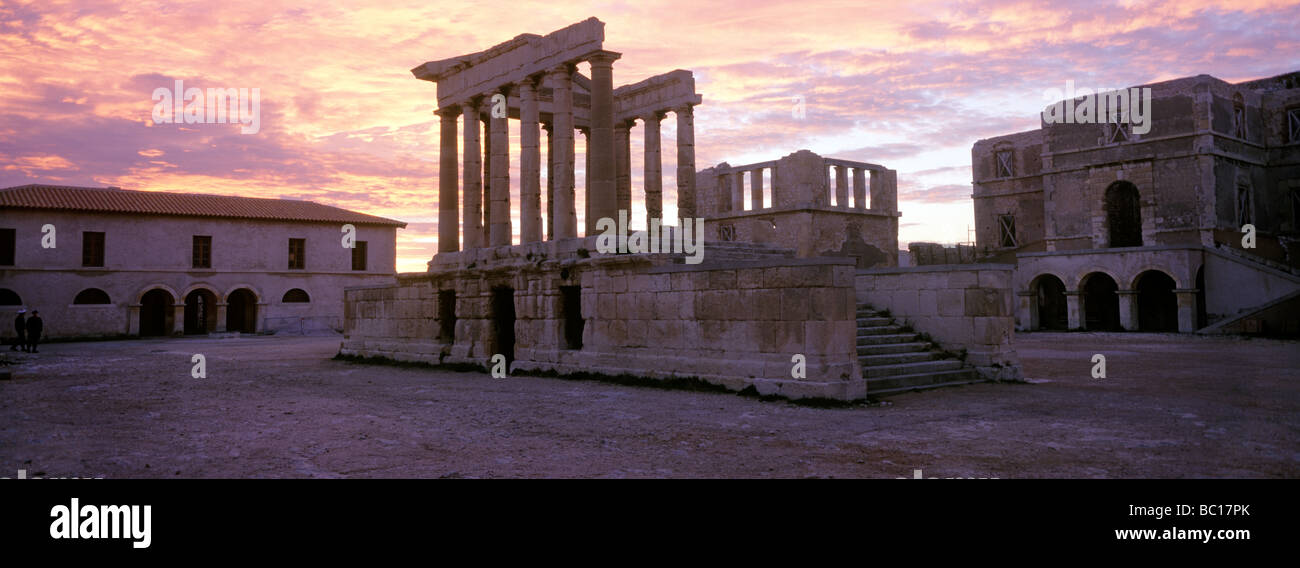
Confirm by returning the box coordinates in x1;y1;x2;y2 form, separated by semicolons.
342;253;866;400
854;265;1022;381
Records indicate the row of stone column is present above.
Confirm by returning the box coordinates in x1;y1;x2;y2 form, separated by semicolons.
719;167;771;212
827;165;870;209
436;57;697;253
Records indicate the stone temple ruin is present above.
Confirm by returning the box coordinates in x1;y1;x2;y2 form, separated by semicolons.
340;18;1022;399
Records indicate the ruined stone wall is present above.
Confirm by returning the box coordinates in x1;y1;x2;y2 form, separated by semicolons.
342;255;866;400
854;265;1021;381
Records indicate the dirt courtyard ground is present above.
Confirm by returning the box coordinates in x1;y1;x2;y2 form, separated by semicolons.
1;332;1297;478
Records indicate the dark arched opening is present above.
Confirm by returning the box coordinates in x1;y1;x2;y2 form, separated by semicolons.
1136;271;1178;332
1082;273;1120;331
1033;274;1068;330
140;288;174;337
185;289;218;334
226;288;258;333
73;288;111;304
1105;181;1142;247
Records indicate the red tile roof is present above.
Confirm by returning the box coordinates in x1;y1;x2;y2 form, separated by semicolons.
0;184;406;227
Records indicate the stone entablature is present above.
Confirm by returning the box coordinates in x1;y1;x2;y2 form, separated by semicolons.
416;18;703;252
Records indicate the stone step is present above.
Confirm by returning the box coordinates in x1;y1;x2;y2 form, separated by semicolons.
856;333;919;345
856;317;892;327
866;369;984;396
858;351;939;366
863;359;964;379
857;325;905;336
856;341;933;355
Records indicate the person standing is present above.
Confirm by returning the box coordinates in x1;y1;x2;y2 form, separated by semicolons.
11;309;24;352
25;310;42;354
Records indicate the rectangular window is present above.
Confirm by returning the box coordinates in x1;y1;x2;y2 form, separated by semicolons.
0;228;14;266
998;214;1018;248
996;150;1014;178
1236;184;1254;227
192;235;211;269
288;238;306;270
351;240;368;271
1288;108;1300;143
82;231;105;267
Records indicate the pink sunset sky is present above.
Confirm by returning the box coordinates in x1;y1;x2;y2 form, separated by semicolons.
2;0;1297;273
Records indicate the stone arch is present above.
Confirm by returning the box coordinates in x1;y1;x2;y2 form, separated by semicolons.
181;282;223;302
135;283;181;305
282;288;311;303
1127;264;1187;290
1074;267;1123;292
222;284;262;303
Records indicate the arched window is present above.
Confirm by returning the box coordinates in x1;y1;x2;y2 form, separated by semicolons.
73;288;112;304
282;288;311;303
1105;181;1142;247
0;289;20;305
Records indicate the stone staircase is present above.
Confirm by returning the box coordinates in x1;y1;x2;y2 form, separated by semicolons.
856;305;984;396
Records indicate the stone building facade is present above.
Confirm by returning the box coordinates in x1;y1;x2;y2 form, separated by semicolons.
340;19;1021;400
0;184;403;339
973;71;1300;334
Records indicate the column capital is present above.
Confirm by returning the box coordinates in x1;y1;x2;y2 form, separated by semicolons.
1064;290;1083;296
641;110;667;123
1016;290;1037;297
460;98;481;113
517;74;541;90
1173;288;1200;294
586;49;622;65
436;106;460;118
673;103;695;115
547;64;576;78
1116;289;1139;296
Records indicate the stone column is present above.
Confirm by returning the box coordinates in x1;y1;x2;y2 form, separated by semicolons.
675;104;696;218
461;102;483;249
1065;291;1083;330
519;79;542;244
128;304;141;336
643;112;663;220
615;119;632;219
172;303;185;335
835;164;848;207
586;51;621;234
1175;289;1199;333
438;108;460;252
852;167;867;209
489;87;511;247
481;106;492;246
548;66;576;239
750;168;764;209
214;302;227;333
581;128;591;231
1117;290;1139;331
544;122;555;240
732;171;745;211
1016;290;1037;331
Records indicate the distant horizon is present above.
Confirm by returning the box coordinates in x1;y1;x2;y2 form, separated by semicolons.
3;0;1296;272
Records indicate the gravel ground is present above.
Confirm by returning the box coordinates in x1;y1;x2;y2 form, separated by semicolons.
1;332;1297;478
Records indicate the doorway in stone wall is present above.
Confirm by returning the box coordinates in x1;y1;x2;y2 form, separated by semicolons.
491;287;516;368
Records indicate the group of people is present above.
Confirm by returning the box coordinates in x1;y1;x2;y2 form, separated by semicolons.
11;309;43;353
